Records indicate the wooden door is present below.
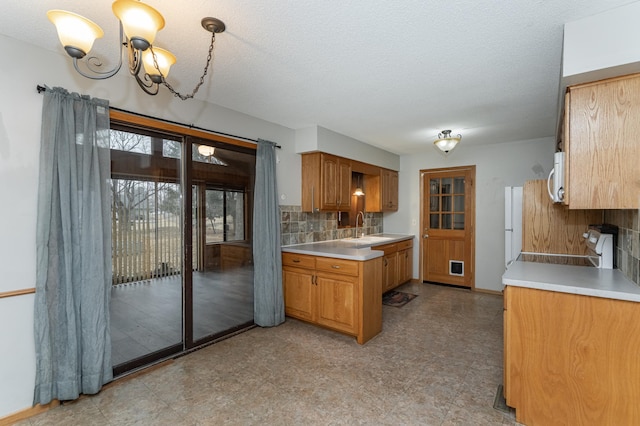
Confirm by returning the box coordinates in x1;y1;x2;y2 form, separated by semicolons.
421;166;475;288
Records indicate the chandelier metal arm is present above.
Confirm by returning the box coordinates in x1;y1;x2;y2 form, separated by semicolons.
71;23;126;80
155;31;217;100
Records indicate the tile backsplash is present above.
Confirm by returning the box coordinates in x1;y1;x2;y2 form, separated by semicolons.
280;205;383;246
604;209;640;285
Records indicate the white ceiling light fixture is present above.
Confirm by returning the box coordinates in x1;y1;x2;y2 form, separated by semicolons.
433;130;462;154
197;145;215;157
47;0;225;100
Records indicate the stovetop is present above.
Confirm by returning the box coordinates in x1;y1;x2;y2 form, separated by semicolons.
518;252;595;267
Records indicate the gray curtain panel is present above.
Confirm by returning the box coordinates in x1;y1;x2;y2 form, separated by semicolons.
33;87;113;405
253;139;284;327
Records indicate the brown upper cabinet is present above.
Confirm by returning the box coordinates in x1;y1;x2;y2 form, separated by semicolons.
302;152;352;212
381;169;399;211
562;73;640;209
364;168;398;212
301;152;399;213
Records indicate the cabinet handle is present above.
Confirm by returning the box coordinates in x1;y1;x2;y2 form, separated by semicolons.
311;186;317;212
384;259;388;266
292;259;300;263
331;265;341;269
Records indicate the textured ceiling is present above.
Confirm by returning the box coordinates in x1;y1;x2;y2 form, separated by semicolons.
0;0;634;154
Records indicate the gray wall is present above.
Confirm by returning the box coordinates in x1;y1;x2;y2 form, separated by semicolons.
0;34;298;418
385;138;556;293
0;32;555;418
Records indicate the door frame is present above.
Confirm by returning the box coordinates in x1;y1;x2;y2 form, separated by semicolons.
419;165;476;288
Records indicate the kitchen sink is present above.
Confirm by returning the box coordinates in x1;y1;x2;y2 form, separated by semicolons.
342;236;392;245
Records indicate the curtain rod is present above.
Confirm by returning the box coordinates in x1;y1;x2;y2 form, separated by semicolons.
36;85;281;149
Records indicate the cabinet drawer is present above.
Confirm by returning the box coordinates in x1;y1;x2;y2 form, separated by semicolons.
282;253;315;269
316;257;359;276
397;239;413;250
373;243;397;256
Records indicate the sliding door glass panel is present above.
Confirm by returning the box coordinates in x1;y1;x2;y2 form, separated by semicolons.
110;129;183;369
191;141;255;342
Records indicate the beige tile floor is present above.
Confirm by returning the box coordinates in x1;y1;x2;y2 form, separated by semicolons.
18;282;520;425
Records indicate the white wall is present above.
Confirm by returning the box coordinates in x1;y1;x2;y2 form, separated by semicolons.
295;125;400;170
384;138;556;292
563;1;640;86
0;33;298;418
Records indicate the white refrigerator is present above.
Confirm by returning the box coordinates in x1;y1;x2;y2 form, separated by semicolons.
504;186;523;268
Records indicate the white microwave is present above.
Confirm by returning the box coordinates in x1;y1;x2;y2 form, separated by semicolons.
547;151;565;203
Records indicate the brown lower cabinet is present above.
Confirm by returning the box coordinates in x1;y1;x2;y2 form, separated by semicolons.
504;286;640;425
374;239;413;292
282;253;382;344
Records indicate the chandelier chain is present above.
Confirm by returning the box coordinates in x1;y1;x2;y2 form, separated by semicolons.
151;31;216;101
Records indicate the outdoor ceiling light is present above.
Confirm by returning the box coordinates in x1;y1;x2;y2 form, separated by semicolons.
433;130;462;154
197;145;215;157
47;0;225;100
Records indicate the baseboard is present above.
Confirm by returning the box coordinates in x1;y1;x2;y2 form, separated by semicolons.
473;287;503;296
0;360;174;425
0;401;60;426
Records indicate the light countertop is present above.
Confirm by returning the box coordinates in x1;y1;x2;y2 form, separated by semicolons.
502;260;640;303
282;233;414;261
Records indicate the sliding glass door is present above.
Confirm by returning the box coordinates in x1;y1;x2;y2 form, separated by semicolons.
109;124;255;376
109;129;184;373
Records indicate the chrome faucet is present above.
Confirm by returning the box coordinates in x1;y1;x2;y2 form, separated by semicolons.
355;211;365;238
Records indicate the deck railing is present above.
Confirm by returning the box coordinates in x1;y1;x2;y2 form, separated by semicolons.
111;179;184;285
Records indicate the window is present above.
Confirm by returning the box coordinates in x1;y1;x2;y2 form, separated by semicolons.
204;189;245;243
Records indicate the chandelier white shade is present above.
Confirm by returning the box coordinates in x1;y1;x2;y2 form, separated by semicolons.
142;47;176;82
433;130;462;153
47;10;104;58
46;0;225;100
111;0;164;50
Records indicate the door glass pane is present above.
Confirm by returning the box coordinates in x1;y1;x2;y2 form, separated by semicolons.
429;196;439;212
454;214;465;230
225;191;244;242
430;214;440;229
205;190;225;243
453;177;465;194
442;213;452;229
454;195;465;212
110;133;183;369
441;178;452;194
442;195;452;212
430;179;439;195
193;143;255;342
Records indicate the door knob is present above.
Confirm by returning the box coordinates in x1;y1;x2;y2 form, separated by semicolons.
423;234;429;238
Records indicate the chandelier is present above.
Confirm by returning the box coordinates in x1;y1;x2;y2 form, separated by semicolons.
433;130;462;154
47;0;225;100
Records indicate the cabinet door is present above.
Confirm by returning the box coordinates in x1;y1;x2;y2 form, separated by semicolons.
381;169;398;211
320;154;339;209
316;273;358;334
283;267;316;322
398;248;412;284
566;74;640;209
337;158;352;210
382;252;398;292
